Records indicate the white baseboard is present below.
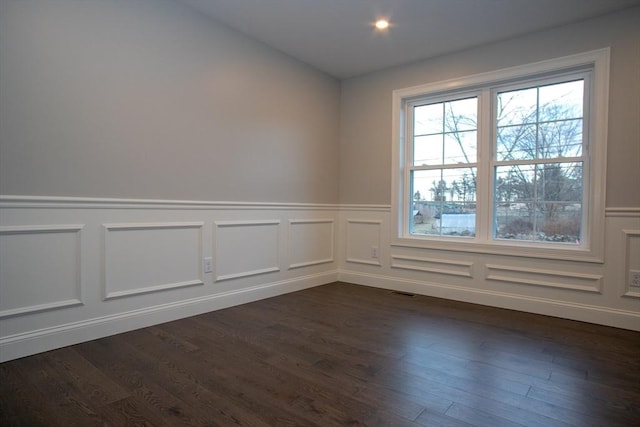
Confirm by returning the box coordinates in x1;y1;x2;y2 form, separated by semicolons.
0;271;337;362
338;270;640;331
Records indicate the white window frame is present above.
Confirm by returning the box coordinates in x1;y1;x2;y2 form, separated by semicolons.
391;49;609;262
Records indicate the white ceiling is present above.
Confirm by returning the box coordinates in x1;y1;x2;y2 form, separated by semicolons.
178;0;640;79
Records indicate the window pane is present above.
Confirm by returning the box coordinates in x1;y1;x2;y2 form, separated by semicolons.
537;203;582;243
412;169;443;203
414;103;443;136
496;87;537;126
536;162;583;203
494;164;536;204
494;162;583;242
412;169;477;203
444;130;476;164
414;134;443;166
496;124;537;161
411;168;476;237
445;97;477;132
539;119;583;158
539;80;583;122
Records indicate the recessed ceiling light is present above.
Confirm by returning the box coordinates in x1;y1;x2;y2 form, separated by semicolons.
374;19;390;30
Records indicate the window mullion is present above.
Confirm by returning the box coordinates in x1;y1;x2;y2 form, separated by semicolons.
405;105;416;237
476;88;492;242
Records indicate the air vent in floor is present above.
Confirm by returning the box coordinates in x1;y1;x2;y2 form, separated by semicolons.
390;291;416;297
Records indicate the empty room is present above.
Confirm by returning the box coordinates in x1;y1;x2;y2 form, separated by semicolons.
1;0;639;425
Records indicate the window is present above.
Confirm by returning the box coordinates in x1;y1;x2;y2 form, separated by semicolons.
493;78;585;243
392;49;609;261
408;94;479;238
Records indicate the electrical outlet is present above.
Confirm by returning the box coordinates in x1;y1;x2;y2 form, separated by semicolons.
371;246;379;259
629;270;640;289
203;257;213;274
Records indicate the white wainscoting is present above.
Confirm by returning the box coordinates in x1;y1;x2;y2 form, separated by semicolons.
214;220;281;282
621;228;640;298
1;197;638;362
345;219;382;266
339;206;640;331
0;225;84;318
484;264;603;293
391;255;474;278
288;219;335;269
103;222;204;299
0;196;339;362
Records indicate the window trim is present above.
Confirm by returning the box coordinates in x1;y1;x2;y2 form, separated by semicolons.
391;48;609;263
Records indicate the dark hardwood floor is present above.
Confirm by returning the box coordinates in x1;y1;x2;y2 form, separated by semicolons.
2;282;639;426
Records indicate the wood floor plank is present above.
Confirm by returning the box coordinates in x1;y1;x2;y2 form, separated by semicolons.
266;351;438;420
42;346;130;406
386;357;532;397
76;332;280;426
132;327;356;426
0;363;55;426
7;352;107;426
414;408;477;427
371;364;578;427
527;385;640;426
441;403;526;427
2;281;639;426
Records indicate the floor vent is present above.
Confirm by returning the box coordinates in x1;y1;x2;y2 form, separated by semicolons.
390;291;416;297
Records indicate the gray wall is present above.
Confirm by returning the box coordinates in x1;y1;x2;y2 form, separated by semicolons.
339;7;640;207
0;0;340;203
2;1;638;208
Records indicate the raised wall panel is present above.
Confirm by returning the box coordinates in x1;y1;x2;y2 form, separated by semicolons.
485;264;603;293
214;220;280;281
391;255;473;277
622;229;640;298
0;225;83;317
288;219;334;269
346;219;382;266
103;222;204;299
